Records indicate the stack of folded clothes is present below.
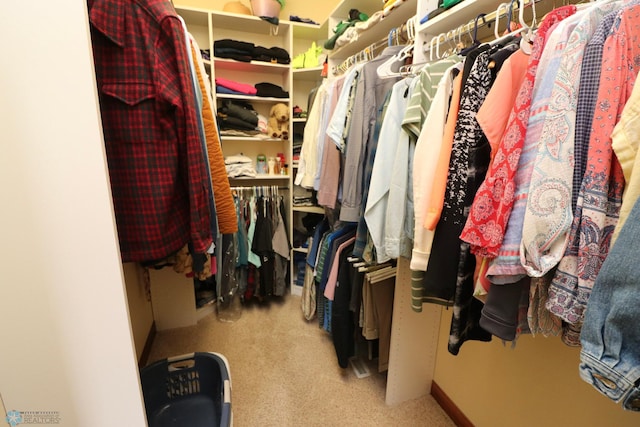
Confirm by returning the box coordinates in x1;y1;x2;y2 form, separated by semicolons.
215;78;289;100
217;100;261;137
213;39;254;62
215;77;257;96
293;196;315;206
214;39;290;64
252;46;290;64
225;153;256;178
255;82;289;98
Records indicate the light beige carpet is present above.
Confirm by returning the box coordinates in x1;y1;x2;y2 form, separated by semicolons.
146;294;455;427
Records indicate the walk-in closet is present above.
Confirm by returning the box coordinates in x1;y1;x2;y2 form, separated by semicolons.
2;0;640;426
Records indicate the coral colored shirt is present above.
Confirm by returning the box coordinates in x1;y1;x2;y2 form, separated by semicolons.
476;50;529;161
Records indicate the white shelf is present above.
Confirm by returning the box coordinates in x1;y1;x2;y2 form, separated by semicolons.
220;136;285;142
292;66;324;81
291;21;328;40
216;94;290;103
292;247;309;254
229;174;290;181
214;58;290;75
327;0;382;23
417;0;508;36
175;7;209;27
328;0;418;61
210;9;292;34
203;58;212;66
292;118;307;123
293;206;324;214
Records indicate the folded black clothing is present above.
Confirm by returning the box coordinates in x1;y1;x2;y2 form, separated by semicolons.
220;101;258;126
214;51;253;62
227;99;256;111
289;15;319;25
251;46;290;64
255;82;289;98
215;47;254;56
267;46;290;61
217;115;257;131
214;47;254;62
214;39;255;51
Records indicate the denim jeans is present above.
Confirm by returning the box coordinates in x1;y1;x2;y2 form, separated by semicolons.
579;197;640;411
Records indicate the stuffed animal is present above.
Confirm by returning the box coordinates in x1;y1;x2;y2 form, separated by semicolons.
267;103;289;140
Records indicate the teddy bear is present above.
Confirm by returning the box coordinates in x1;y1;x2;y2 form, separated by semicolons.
267;103;289;140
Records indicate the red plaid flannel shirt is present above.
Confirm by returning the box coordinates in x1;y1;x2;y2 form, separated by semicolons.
89;0;213;262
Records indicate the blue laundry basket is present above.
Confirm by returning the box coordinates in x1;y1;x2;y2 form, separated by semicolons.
140;352;232;427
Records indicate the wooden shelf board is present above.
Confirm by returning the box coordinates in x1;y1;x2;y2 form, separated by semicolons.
210;10;291;34
292;66;324;81
175;7;209;27
293;206;324;214
417;0;504;36
220;136;285;142
216;94;290;103
291;21;327;40
214;58;289;74
229;175;290;181
328;0;418;61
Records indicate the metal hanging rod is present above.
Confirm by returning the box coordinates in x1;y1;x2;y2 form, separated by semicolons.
333;17;417;76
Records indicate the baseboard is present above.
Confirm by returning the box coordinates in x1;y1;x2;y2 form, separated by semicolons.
138;321;156;368
431;381;474;427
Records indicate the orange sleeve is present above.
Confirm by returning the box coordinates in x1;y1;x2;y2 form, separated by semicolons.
190;42;238;234
423;72;463;230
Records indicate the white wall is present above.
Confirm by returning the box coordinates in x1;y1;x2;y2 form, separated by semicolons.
0;2;147;426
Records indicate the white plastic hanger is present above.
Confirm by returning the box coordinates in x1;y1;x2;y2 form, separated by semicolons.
494;3;510;40
376;19;416;78
518;0;536;55
435;32;448;60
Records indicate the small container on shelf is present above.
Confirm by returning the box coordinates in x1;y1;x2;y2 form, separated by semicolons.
268;157;276;175
256;154;268;175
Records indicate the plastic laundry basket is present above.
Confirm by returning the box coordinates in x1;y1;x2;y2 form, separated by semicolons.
140;352;232;427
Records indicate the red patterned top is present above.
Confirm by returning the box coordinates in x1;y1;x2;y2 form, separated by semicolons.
460;6;577;258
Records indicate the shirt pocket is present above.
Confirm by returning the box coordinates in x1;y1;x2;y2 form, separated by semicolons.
100;83;158;145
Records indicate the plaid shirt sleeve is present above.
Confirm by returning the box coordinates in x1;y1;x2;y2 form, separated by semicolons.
89;0;212;262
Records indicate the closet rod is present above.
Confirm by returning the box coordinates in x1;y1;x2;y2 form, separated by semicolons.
424;0;549;51
333;18;415;76
230;186;289;190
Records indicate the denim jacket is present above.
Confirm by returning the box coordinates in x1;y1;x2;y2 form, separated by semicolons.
579;194;640;411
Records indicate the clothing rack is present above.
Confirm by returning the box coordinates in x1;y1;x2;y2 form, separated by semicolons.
231;185;288;197
423;0;545;56
333;17;416;76
231;186;288;190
